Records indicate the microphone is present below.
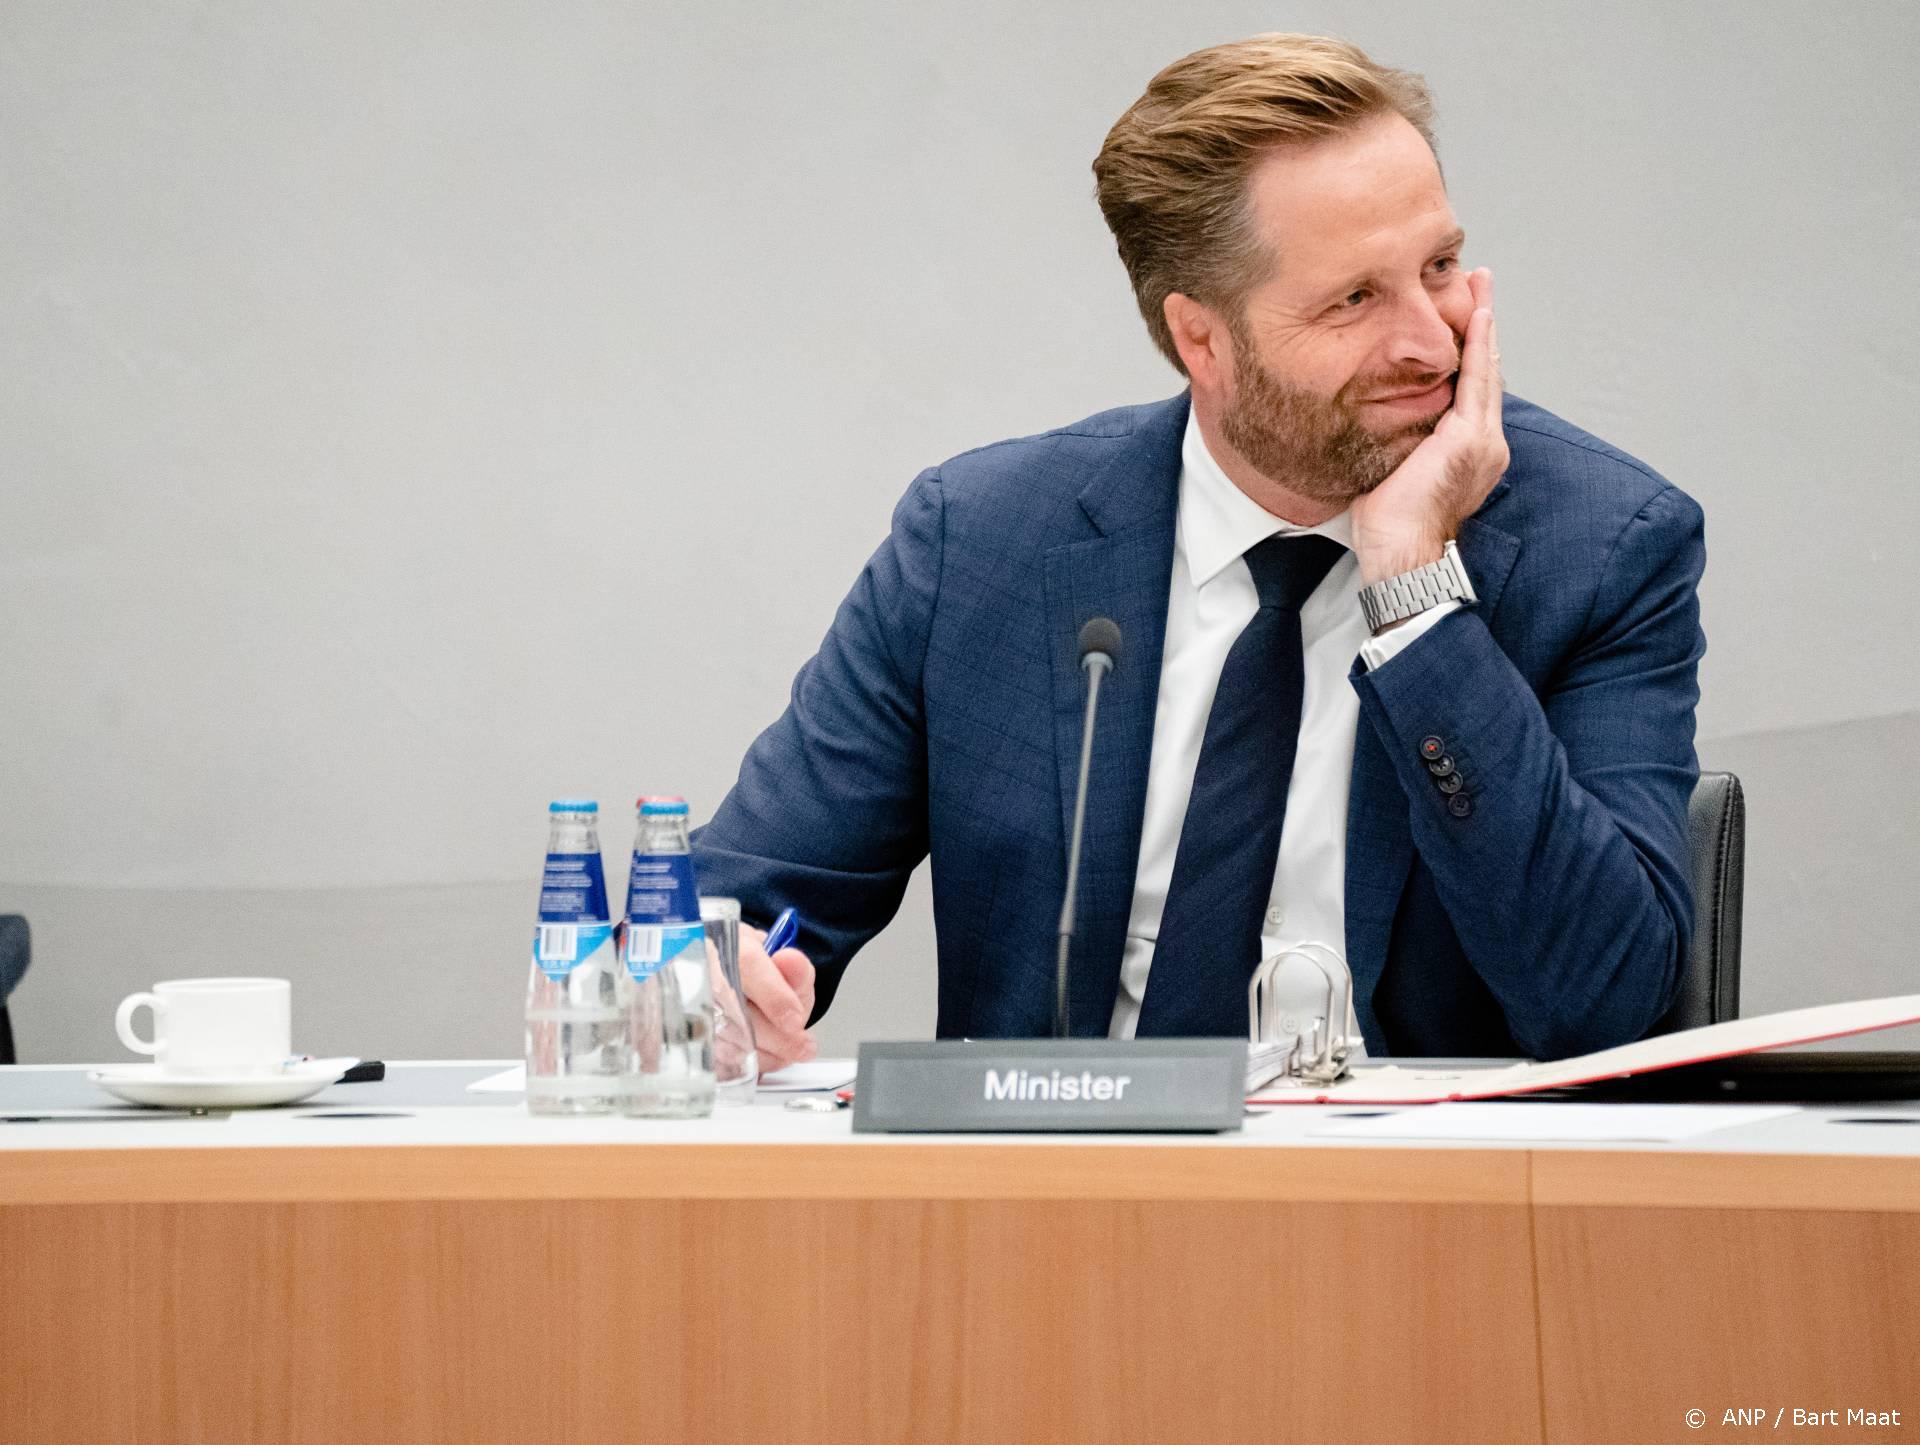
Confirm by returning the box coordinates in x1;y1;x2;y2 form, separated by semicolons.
1056;618;1123;1037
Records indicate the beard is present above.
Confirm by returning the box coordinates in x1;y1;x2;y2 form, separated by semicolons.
1218;320;1454;507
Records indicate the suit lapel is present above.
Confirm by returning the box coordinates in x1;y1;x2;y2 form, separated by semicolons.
1042;395;1186;1035
1457;506;1523;626
1342;500;1522;1047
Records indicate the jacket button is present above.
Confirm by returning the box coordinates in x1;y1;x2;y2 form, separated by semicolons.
1447;793;1473;818
1437;773;1464;795
1426;755;1456;777
1420;736;1446;761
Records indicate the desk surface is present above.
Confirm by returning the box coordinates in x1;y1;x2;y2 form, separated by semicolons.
5;1060;1920;1211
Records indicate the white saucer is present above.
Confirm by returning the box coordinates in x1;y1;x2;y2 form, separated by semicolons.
88;1058;360;1110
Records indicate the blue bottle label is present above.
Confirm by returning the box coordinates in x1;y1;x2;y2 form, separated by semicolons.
625;851;702;982
534;852;612;978
540;852;611;924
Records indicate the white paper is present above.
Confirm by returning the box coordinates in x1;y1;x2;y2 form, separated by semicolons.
467;1064;526;1094
1305;1101;1798;1143
755;1059;857;1092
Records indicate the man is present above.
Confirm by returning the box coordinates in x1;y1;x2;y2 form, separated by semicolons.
696;33;1704;1067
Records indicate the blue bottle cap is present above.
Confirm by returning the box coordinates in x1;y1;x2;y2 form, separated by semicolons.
637;796;690;816
548;799;599;813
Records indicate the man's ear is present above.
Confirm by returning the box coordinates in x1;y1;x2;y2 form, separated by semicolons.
1164;292;1229;392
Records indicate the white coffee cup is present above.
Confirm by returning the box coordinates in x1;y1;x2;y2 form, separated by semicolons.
114;977;292;1076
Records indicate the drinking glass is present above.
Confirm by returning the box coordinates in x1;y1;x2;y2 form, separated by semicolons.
700;897;758;1104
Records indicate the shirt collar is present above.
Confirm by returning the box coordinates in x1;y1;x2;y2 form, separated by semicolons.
1177;407;1354;589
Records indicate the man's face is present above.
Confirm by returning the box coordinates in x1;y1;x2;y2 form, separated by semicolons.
1215;113;1475;505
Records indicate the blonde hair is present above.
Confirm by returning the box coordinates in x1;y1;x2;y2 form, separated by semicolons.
1093;34;1437;373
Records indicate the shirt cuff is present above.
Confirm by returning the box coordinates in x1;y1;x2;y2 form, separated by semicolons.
1357;600;1463;672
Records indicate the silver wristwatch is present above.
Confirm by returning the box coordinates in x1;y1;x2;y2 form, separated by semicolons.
1357;539;1478;634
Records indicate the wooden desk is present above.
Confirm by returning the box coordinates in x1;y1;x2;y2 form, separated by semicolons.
2;1077;1915;1444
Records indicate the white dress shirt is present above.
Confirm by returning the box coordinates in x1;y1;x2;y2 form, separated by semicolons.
1107;410;1458;1041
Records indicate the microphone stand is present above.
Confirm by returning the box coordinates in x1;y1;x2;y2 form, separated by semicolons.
1055;646;1112;1038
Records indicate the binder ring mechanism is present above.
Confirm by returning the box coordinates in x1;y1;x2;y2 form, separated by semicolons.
1247;941;1362;1090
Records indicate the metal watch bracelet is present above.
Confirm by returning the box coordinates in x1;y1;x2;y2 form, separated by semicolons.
1357;539;1478;634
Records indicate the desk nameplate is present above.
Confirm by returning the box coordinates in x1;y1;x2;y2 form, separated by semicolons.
852;1039;1247;1133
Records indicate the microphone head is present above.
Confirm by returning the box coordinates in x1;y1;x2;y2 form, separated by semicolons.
1077;617;1122;669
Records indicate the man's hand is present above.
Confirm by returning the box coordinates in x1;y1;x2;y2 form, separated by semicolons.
1351;267;1508;585
739;922;818;1075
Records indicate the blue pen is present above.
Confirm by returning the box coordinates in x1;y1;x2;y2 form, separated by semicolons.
763;907;801;956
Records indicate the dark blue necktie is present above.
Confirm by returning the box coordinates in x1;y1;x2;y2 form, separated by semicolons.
1136;532;1347;1037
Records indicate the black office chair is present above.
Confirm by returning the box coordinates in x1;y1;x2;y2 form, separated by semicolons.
1648;771;1744;1035
0;914;28;1065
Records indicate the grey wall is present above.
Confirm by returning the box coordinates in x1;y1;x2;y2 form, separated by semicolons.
4;2;1917;1063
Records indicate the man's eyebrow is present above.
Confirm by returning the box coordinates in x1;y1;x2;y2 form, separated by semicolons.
1433;227;1467;255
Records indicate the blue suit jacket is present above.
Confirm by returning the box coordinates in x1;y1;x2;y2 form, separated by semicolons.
694;392;1705;1058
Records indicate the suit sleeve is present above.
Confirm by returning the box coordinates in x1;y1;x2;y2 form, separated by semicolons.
1351;484;1706;1059
691;470;944;1022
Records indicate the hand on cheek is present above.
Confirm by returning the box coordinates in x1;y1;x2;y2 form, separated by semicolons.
1439;267;1478;346
1351;266;1507;582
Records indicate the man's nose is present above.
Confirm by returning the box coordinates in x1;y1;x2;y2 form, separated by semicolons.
1387;287;1462;376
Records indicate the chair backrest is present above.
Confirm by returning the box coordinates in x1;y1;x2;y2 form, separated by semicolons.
0;914;26;1005
0;914;26;1066
1650;772;1744;1034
